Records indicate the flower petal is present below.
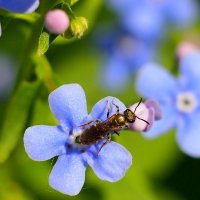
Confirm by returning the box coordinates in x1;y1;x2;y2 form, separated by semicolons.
122;5;164;42
101;56;130;91
137;63;178;99
177;113;200;157
49;153;86;196
179;52;200;90
145;99;162;120
143;107;155;132
165;0;197;27
86;141;132;182
90;96;126;121
48;84;88;129
143;102;177;138
24;125;68;161
0;0;39;13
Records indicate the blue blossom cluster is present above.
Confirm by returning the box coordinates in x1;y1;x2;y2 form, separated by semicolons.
97;0;197;91
97;28;156;91
137;52;200;157
108;0;197;42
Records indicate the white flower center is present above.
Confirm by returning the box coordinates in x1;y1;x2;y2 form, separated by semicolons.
176;92;198;113
70;130;83;144
69;129;90;152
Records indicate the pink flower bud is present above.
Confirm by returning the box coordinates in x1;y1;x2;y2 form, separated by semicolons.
128;99;162;132
128;102;149;132
144;99;162;120
176;41;198;59
44;9;70;34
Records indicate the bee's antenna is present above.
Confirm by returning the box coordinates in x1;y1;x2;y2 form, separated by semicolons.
136;116;150;125
133;98;143;114
133;98;150;125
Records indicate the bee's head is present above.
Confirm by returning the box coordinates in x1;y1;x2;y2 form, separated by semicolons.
124;109;136;123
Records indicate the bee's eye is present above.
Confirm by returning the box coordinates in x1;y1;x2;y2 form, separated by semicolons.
124;109;136;123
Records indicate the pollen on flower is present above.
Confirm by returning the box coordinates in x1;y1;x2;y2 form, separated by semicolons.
176;92;198;113
69;129;83;146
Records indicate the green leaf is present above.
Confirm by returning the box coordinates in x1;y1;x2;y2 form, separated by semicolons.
63;0;79;6
0;166;33;200
34;55;57;92
11;13;40;24
70;0;79;6
34;55;52;80
37;32;50;56
0;81;41;163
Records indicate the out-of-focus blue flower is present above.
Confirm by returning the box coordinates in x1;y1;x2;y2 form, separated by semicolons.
136;52;200;157
0;0;39;13
107;0;137;14
24;84;132;196
162;0;197;28
107;0;197;42
0;53;16;100
0;0;39;36
98;29;155;91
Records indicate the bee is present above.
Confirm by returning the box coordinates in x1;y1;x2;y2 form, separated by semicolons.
75;98;149;154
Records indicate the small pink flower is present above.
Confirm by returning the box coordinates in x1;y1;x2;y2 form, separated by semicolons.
45;9;70;34
129;99;162;132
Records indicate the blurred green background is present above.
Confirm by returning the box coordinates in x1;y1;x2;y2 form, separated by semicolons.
0;0;200;200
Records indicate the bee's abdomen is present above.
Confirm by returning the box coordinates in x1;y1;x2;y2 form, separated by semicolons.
79;124;109;145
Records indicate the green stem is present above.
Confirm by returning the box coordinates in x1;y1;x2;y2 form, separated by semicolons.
62;2;76;19
15;0;61;89
33;55;58;92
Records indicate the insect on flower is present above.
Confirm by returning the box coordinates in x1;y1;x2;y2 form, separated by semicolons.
75;98;149;154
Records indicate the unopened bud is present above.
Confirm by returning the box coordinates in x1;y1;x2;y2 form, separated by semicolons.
45;9;70;34
70;17;88;38
129;99;162;132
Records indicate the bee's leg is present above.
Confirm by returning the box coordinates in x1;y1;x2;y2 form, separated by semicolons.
78;119;101;127
107;99;120;118
114;131;120;136
106;99;111;119
97;133;111;155
112;101;119;114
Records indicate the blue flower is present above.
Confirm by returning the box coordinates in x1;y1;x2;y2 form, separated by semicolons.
97;28;155;91
136;52;200;157
162;0;197;28
0;0;39;36
24;84;132;196
107;0;197;42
